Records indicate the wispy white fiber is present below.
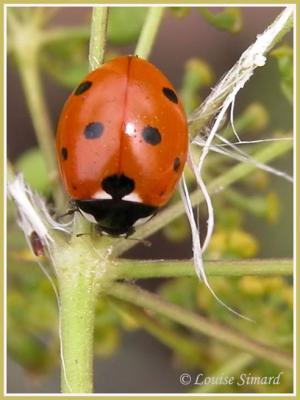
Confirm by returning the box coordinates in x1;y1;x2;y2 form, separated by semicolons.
193;135;293;183
180;6;293;317
179;175;253;321
8;174;70;253
8;174;73;392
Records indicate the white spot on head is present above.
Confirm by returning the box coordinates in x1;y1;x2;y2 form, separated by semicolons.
80;210;98;224
125;122;136;136
133;215;153;227
122;192;142;203
92;190;112;200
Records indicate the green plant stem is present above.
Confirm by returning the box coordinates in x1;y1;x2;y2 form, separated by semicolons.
109;283;292;370
55;231;116;393
10;17;65;210
18;61;55;178
18;57;65;210
111;140;292;256
59;272;97;393
135;7;165;59
89;7;109;71
40;26;90;45
116;258;292;280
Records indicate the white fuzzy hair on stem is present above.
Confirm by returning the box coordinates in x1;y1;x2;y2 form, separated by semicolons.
180;6;293;317
188;6;293;133
8;174;70;252
8;174;73;391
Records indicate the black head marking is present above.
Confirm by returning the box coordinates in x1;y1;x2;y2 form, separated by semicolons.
162;87;178;104
102;174;135;200
173;157;181;172
61;147;68;160
74;81;92;96
76;199;157;236
142;126;161;145
84;122;104;139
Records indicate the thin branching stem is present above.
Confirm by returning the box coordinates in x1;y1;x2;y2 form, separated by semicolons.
89;7;109;71
116;258;292;280
110;283;293;370
12;24;65;209
135;7;165;59
110;298;204;364
40;26;89;45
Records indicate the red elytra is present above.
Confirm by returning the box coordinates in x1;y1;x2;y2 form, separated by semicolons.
56;55;188;236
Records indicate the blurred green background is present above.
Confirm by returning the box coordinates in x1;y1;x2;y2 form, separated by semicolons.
7;6;293;394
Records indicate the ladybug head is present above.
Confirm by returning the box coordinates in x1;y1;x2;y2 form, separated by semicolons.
75;199;157;237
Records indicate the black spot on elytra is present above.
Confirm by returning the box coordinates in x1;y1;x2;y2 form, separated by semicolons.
61;147;68;160
162;87;178;104
84;122;104;139
142;126;161;145
173;157;181;172
74;81;92;95
102;174;135;200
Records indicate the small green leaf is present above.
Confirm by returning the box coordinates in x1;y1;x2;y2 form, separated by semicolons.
107;7;148;45
271;45;293;104
199;7;242;33
41;36;89;88
16;147;51;196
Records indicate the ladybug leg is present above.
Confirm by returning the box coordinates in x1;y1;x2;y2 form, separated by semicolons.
57;201;79;221
57;208;77;221
76;232;90;238
125;227;135;238
125;230;152;247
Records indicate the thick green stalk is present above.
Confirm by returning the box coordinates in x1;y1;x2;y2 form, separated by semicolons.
135;7;165;59
59;271;97;393
89;7;109;71
55;229;116;393
110;283;292;370
116;258;292;280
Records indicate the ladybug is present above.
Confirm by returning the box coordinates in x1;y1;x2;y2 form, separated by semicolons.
56;55;188;236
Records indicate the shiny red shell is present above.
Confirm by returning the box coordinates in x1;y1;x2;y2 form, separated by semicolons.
56;55;188;207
